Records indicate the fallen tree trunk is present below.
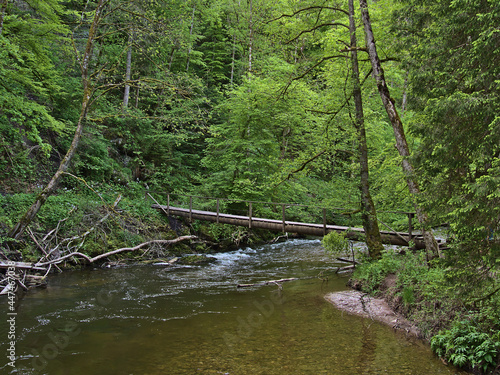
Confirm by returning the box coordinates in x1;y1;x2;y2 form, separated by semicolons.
35;236;197;267
154;205;429;249
0;261;47;271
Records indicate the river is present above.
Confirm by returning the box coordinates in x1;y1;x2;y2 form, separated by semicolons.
1;239;464;374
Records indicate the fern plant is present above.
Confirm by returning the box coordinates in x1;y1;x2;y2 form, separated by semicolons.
431;320;500;373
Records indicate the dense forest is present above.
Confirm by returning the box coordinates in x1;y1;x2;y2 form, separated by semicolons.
0;0;499;372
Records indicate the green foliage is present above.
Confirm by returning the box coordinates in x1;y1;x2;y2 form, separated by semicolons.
322;231;349;255
37;194;90;230
206;223;236;242
70;130;120;182
431;320;500;373
353;251;403;293
401;285;415;307
0;0;498;371
0;193;34;226
201;72;324;202
351;246;500;372
395;0;500;255
0;0;69;159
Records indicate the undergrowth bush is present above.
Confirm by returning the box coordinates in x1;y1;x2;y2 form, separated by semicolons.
431;320;500;373
322;231;350;255
352;250;404;293
207;223;236;241
0;182;174;262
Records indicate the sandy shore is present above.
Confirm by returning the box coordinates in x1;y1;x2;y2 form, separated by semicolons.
325;290;421;337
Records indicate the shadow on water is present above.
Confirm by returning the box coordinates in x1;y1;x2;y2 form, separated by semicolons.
0;239;466;374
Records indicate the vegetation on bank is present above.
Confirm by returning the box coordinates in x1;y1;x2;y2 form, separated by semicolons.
0;182;281;267
355;252;500;374
324;231;500;374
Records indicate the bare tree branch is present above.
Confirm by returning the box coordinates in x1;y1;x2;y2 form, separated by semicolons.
286;22;349;44
36;236;197;267
276;150;327;185
268;6;348;23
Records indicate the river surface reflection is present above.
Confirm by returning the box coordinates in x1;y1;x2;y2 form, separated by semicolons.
1;239;465;374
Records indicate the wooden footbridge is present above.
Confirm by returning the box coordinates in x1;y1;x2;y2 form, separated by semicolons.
150;193;430;249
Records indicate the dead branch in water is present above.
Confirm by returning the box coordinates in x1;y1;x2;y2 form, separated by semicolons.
35;236;197;267
336;257;361;265
268;233;289;243
237;277;298;288
336;265;355;273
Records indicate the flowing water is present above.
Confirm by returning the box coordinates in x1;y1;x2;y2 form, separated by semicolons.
1;239;465;374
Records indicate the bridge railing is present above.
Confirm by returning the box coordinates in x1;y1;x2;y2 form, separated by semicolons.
147;192;416;236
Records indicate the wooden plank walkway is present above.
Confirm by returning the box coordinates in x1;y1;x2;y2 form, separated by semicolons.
152;204;427;249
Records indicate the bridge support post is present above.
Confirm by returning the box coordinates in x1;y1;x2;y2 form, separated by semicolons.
249;202;252;229
167;194;170;216
216;199;220;224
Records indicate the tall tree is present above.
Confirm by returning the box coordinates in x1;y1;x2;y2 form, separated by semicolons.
394;0;500;259
348;0;383;258
8;0;108;241
267;1;385;257
358;0;440;259
122;33;133;112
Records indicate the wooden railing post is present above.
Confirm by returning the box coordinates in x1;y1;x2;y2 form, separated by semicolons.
189;196;193;223
282;204;286;233
216;198;220;224
248;202;252;229
408;213;414;239
323;208;326;235
167;194;170;216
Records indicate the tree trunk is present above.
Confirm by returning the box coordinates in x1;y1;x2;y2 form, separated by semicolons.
248;0;253;75
401;71;408;113
7;0;106;242
349;0;383;259
358;0;440;260
0;0;6;36
186;4;196;72
122;34;132;112
230;32;236;88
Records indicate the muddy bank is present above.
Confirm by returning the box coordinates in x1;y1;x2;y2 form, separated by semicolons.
325;290;421;337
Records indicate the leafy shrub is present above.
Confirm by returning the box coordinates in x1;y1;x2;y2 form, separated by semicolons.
401;286;416;307
431;320;500;373
70;131;118;181
0;193;35;223
38;194;90;230
322;231;349;255
207;223;235;241
352;251;403;293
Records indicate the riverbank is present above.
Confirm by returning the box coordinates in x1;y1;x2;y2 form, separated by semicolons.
325;289;420;337
332;251;500;375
